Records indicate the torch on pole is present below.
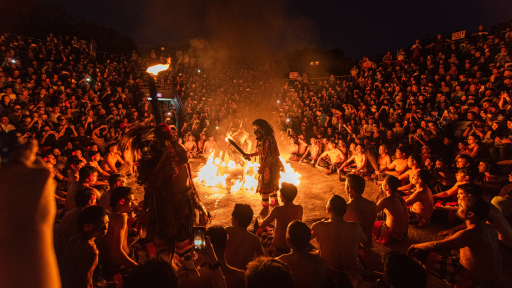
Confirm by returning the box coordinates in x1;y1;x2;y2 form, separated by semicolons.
227;137;248;158
146;63;170;125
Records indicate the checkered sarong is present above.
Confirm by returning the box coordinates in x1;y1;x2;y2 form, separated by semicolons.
257;228;290;257
426;252;462;285
409;208;429;228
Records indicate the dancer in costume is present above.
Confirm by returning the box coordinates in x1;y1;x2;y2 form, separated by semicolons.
244;119;282;216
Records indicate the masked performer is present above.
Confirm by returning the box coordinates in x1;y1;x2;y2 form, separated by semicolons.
120;124;209;258
225;120;252;165
244;119;282;216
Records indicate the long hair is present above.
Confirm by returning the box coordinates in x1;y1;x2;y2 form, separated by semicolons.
252;119;274;135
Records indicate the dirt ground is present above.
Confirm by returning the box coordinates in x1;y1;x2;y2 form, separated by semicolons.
129;158;512;287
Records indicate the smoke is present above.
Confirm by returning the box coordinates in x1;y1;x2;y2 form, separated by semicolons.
134;0;317;64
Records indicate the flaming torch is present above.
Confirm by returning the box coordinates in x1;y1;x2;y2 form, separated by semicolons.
226;137;248;158
146;63;170;124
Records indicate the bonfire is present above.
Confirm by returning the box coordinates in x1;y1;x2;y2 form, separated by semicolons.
194;153;301;193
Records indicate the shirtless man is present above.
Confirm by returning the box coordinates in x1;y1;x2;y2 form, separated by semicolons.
45;153;68;203
202;135;218;157
88;151;110;177
197;134;207;154
315;142;346;175
439;183;512;248
299;138;321;165
396;154;423;192
277;221;328;288
373;176;409;244
66;166;101;213
311;195;368;283
338;144;367;179
101;144;126;174
343;174;378;251
377;146;410;178
225;204;263;270
377;144;391;174
408;196;501;286
60;206;109;288
404;170;434;227
67;155;85;189
97;186;138;276
256;183;303;257
55;188;97;260
433;166;476;201
288;136;300;161
184;135;199;158
99;173;127;211
431;157;457;194
297;134;308;157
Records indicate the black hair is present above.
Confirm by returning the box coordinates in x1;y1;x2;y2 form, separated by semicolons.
232;203;254;228
110;186;134;209
75;188;95;208
415;169;431;183
409;153;422;166
345;174;365;195
383;250;427;288
108;173;126;187
78;166;96;182
458;183;483;199
396;145;410;157
462;196;490;221
459;166;478;181
246;257;294;288
124;257;178;288
206;226;228;253
280;183;298;202
252;119;274;135
67;155;81;167
329;195;347;218
384;175;401;192
457;154;473;166
77;206;108;234
286;220;311;251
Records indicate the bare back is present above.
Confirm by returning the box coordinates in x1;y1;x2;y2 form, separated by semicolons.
225;226;262;270
271;204;303;249
378;194;408;236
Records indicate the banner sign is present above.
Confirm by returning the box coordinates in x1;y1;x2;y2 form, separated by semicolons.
452;30;466;40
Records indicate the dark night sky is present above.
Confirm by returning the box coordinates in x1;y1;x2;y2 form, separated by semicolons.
51;0;512;59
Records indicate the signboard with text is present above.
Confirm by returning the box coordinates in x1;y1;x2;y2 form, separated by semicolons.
452;30;466;40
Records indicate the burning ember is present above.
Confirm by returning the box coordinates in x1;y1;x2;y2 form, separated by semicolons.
194;153;301;193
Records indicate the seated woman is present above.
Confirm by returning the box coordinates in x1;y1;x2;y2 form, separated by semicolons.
476;160;507;195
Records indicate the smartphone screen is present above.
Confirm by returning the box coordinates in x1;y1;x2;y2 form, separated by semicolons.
193;226;206;251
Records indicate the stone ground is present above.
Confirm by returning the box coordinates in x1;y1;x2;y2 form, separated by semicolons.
129;159;511;287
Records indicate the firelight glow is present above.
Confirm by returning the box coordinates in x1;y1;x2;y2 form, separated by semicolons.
146;64;170;75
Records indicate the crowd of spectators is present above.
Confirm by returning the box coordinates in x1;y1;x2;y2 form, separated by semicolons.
2;20;512;288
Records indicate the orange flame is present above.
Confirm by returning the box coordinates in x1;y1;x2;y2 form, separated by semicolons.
146;64;170;75
194;153;301;193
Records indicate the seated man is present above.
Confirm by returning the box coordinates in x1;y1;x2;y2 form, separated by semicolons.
99;173;127;211
277;221;328;288
433;166;476;201
55;188;97;260
343;174;377;251
66;155;85;189
371;144;391;180
66;166;101;213
97;186;138;276
184;135;200;158
288;136;300;161
439;183;512;248
405;170;434;227
60;206;109;288
338;144;367;179
373;176;409;244
299;138;321;165
311;195;368;283
256;183;303;257
202;135;218;157
88;151;110;177
315;142;346;175
396;153;423;192
225;204;263;270
377;146;410;178
408;196;501;287
179;226;246;288
431;157;457;194
101;144;128;174
245;257;294;288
